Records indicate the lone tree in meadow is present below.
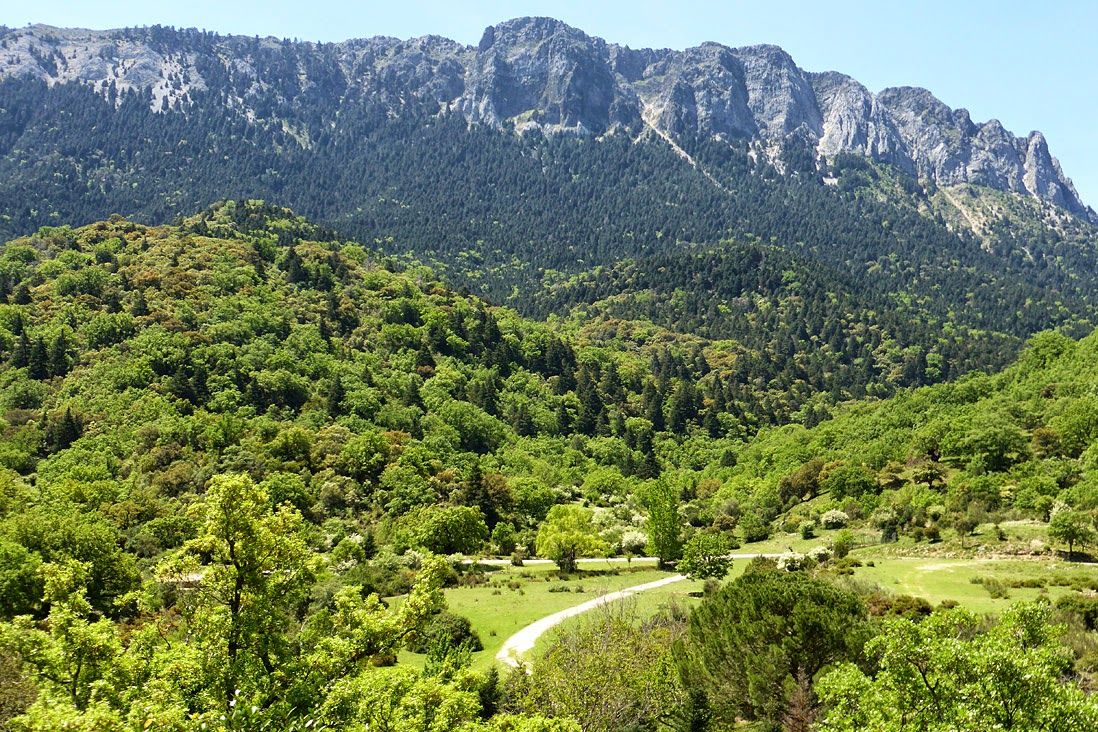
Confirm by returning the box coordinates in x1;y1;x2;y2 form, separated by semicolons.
1048;509;1096;560
536;505;607;573
640;477;683;569
678;532;734;580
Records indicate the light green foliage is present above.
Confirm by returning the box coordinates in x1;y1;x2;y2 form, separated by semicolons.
678;532;733;580
0;538;42;618
1048;509;1096;558
156;472;320;714
2;560;121;716
823;463;876;500
640;477;683;568
817;603;1098;731
831;529;856;558
394;505;489;555
536;505;607;572
524;607;686;732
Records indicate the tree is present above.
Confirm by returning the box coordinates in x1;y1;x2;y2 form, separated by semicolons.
157;473;320;714
831;529;856;559
0;539;42;619
0;560;121;714
523;606;687;731
1048;509;1096;560
640;478;683;569
678;532;733;580
395;505;489;555
823;464;876;500
491;521;517;555
739;510;771;543
816;603;1098;732
676;569;869;730
950;510;980;548
536;505;607;573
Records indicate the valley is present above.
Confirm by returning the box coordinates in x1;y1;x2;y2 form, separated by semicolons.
0;12;1097;732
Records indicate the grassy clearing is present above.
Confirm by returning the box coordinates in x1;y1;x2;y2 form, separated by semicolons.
742;519;1061;559
398;524;1096;670
842;556;1097;613
401;559;685;669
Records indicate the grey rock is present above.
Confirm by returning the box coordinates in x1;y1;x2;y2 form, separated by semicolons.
0;17;1087;215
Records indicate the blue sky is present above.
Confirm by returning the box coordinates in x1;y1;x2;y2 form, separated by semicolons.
4;0;1097;207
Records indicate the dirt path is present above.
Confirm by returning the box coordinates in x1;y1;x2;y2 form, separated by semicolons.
494;553;783;668
495;574;688;668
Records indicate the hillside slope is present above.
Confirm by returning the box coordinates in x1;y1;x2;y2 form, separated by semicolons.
0;20;1095;366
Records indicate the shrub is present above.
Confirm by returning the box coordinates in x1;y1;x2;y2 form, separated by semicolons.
406;611;483;654
799;520;816;539
832;529;856;558
739;512;770;543
679;532;734;580
807;545;831;563
820;509;850;529
777;553;809;571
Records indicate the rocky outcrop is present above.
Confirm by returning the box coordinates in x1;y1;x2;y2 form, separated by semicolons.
0;18;1088;216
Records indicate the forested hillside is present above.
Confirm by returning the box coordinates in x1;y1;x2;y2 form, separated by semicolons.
5;79;1097;421
1;204;1098;729
3;21;1097;426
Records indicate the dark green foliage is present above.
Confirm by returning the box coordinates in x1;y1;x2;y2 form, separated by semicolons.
677;570;869;730
405;611;483;654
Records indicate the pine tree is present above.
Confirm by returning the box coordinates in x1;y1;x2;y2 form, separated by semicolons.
326;373;345;417
11;331;30;368
28;337;49;380
643;380;665;431
48;332;70;377
48;407;83;451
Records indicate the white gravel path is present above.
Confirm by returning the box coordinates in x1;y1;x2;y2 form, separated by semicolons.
495;574;687;667
492;553;784;668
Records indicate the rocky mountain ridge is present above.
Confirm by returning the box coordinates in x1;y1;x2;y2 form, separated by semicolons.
0;17;1090;218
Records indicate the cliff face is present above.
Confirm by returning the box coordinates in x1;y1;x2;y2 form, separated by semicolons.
0;17;1088;216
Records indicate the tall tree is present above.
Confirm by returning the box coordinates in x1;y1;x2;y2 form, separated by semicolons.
640;478;683;569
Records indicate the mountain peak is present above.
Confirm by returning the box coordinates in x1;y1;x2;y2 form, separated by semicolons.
0;16;1089;216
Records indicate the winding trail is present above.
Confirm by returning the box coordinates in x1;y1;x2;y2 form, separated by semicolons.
495;574;688;667
494;553;784;668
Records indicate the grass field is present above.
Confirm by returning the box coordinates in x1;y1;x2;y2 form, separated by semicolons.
400;559;690;669
397;530;1098;669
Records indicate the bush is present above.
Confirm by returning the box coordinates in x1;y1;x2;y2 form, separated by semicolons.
406;611;483;654
865;593;934;619
799;520;816;539
776;553;809;571
739;512;770;543
679;532;734;580
820;509;850;529
831;529;856;558
807;545;831;563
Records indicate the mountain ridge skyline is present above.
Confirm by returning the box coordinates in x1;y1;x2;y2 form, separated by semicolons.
1;15;1091;216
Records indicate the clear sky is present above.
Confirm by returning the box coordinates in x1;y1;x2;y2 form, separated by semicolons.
4;0;1096;207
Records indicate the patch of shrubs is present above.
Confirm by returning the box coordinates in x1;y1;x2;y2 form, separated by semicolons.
866;593;934;619
970;576;1010;599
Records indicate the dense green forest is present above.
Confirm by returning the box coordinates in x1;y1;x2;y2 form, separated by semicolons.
0;203;1097;729
5;75;1098;439
2;77;1097;336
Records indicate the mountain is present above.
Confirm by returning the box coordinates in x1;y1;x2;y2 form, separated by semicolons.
1;18;1097;416
0;18;1089;217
